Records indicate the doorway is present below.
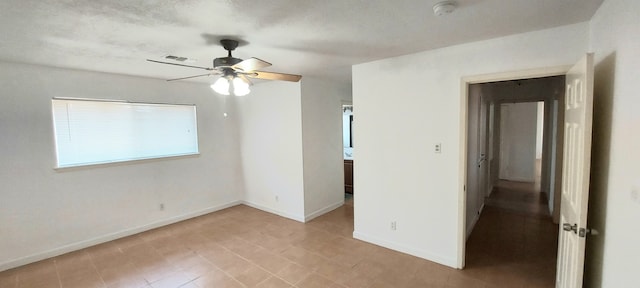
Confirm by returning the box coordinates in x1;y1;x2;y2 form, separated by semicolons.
458;55;595;286
343;104;354;202
463;75;566;284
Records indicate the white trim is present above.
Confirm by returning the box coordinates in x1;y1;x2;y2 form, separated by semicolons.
0;200;242;272
304;200;345;222
466;203;486;240
465;211;480;240
458;65;572;269
341;100;353;106
462;65;571;84
458;78;469;269
499;176;536;182
353;231;457;268
241;201;306;223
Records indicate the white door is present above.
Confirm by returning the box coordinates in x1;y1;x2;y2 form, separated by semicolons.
479;94;489;201
466;86;481;237
556;53;594;288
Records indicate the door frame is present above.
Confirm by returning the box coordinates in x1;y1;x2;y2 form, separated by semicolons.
457;65;571;268
465;85;485;239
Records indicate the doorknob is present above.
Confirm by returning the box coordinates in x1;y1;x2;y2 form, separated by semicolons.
579;227;599;237
563;223;577;234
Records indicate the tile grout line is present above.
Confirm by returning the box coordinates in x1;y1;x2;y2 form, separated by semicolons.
52;259;63;288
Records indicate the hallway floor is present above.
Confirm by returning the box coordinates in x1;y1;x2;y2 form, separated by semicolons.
1;184;558;288
465;180;559;287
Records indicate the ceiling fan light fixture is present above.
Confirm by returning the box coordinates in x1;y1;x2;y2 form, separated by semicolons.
211;76;251;96
232;77;251;96
211;77;230;95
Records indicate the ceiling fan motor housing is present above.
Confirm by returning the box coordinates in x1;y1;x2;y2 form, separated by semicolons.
214;57;243;68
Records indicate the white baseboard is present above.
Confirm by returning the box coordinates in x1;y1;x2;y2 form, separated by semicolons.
501;176;535;182
466;202;486;240
241;201;305;223
304;200;344;222
352;230;458;269
0;200;242;272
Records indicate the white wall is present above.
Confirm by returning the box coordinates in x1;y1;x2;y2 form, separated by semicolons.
300;78;350;220
536;102;545;159
236;81;306;221
237;78;351;222
549;100;560;216
352;22;588;268
0;63;352;271
586;0;640;286
499;102;538;182
0;61;243;271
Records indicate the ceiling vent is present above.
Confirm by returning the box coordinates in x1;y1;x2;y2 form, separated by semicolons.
165;55;189;62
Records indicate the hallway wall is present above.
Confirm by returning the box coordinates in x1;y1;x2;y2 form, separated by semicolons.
498;102;538;182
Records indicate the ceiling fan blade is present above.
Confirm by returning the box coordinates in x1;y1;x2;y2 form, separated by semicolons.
166;73;214;81
248;71;302;82
147;59;214;71
232;57;272;72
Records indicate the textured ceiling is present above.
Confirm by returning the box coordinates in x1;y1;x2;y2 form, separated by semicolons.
0;0;603;85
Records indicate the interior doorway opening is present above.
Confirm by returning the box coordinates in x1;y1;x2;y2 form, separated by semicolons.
459;55;594;286
463;75;565;285
342;104;354;202
466;76;565;225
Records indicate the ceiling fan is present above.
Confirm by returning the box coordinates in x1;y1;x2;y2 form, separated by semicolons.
147;39;302;96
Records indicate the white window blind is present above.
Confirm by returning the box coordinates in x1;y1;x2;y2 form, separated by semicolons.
52;98;199;168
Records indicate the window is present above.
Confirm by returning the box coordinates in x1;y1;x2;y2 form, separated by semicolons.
52;98;199;168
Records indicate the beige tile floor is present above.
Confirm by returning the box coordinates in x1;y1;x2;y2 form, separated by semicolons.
0;184;557;288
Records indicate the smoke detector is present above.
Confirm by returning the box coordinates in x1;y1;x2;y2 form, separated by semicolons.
433;1;456;16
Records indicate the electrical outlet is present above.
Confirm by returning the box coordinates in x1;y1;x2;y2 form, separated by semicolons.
435;143;442;153
275;195;279;202
391;221;397;231
159;203;165;211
